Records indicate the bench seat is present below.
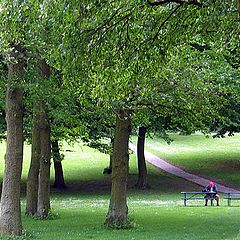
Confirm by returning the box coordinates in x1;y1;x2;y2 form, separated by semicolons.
181;192;216;206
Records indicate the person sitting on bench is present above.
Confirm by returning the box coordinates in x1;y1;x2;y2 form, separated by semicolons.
202;181;220;206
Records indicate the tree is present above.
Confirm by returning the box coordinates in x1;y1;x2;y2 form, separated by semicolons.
0;45;25;235
0;0;41;231
37;100;51;219
26;104;41;215
52;140;67;189
0;0;47;234
135;126;148;189
105;109;131;226
26;60;52;219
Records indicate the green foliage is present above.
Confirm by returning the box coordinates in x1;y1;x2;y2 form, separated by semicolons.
0;56;7;140
0;0;238;141
0;0;238;146
43;0;239;139
0;0;42;52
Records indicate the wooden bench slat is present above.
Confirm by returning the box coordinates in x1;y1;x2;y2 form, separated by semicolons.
181;198;206;200
224;198;240;200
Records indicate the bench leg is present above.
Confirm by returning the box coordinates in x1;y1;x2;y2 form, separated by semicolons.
184;193;186;207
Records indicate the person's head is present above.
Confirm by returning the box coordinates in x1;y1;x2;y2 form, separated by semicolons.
209;181;214;187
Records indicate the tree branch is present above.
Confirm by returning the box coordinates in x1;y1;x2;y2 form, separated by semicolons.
147;0;203;7
190;43;211;52
128;4;182;58
152;3;182;42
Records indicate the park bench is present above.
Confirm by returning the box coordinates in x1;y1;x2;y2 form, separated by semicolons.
223;192;240;206
181;192;217;206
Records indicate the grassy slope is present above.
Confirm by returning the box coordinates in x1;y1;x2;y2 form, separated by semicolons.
142;133;240;188
0;138;240;239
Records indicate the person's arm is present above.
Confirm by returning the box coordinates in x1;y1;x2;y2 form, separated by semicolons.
202;186;208;192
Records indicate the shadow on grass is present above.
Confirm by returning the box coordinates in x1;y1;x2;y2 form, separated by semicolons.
15;167;203;201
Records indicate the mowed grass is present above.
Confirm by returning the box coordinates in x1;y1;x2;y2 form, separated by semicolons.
0;137;240;239
143;133;240;188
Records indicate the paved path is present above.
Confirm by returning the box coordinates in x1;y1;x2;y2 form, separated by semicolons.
129;143;239;193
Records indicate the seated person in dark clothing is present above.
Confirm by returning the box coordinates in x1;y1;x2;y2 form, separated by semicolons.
202;181;220;206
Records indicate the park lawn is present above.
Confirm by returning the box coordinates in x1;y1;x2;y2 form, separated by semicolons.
0;140;240;239
140;133;240;188
16;199;240;240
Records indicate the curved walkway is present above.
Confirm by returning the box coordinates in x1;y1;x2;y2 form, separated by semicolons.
129;143;239;193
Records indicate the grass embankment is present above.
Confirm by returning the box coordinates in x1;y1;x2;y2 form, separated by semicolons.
0;136;240;240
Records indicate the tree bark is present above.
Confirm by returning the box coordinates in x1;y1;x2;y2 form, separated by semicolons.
147;0;202;7
105;110;131;227
36;60;51;219
37;102;51;219
26;104;41;216
135;126;148;189
52;140;67;189
237;0;240;11
0;48;25;236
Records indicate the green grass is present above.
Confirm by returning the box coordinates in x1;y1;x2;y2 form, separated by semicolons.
141;133;240;188
19;203;240;240
1;137;240;239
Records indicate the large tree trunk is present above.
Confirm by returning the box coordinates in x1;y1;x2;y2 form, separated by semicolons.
135;126;148;189
52;140;67;189
26;104;41;216
0;48;25;236
36;60;51;219
105;110;131;227
37;102;51;219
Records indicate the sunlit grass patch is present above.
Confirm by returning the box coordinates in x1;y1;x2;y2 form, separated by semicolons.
53;198;109;209
140;133;240;187
18;197;240;240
